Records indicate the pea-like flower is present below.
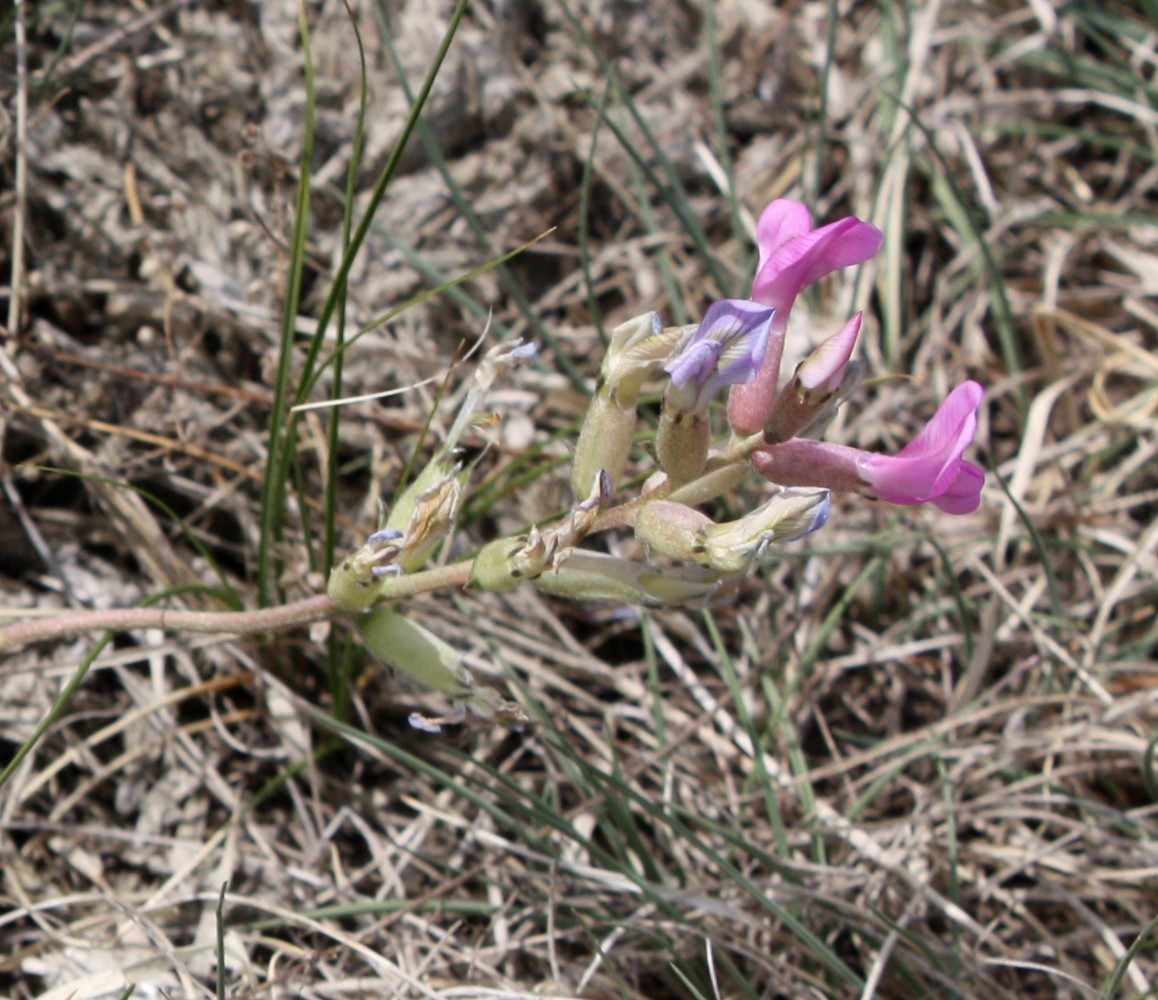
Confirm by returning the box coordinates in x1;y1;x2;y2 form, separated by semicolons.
753;381;985;514
729;200;883;435
664;299;775;416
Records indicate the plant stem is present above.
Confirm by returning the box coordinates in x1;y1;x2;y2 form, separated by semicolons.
0;433;764;655
0;557;483;655
591;431;764;531
0;594;340;653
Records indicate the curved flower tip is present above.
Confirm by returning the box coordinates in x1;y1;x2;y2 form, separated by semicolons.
857;381;985;513
752;200;884;309
754;199;814;275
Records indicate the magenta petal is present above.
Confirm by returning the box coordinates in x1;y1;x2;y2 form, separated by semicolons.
753;217;884;307
755;199;814;276
931;461;985;514
857;382;984;508
730;200;883;436
895;381;984;462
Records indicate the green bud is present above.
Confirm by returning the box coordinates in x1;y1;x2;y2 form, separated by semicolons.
570;387;637;497
697;488;831;573
534;550;720;606
361;609;526;725
635;490;830;575
655;408;710;483
635;500;712;562
469;536;528;592
571;314;686;497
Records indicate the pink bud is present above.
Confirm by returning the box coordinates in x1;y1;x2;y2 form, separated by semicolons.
796;313;863;395
762;313;865;444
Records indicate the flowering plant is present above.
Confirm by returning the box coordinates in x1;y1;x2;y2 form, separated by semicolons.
0;198;984;729
323;197;984;724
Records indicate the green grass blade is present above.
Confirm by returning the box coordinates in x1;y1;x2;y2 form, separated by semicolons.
256;2;318;606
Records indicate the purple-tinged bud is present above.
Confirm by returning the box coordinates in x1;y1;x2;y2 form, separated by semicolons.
697;488;831;572
796;313;861;397
636;490;830;574
764;313;863;444
328;474;463;611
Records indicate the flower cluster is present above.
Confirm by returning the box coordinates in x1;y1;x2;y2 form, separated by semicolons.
328;198;985;725
725;199;985;515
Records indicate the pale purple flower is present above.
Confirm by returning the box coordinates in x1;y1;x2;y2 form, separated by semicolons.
729;200;883;435
664;299;774;416
753;381;985;514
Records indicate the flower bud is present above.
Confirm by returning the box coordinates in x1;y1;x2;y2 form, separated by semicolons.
635;500;712;562
534;550;721;606
696;488;831;572
602;312;674;406
571;313;685;496
655;409;711;483
764;313;863;444
327;472;464;612
636;489;830;574
570;387;638;497
361;609;527;724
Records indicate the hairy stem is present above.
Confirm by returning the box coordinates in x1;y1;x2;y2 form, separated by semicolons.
0;594;341;652
0;433;762;655
591;431;763;531
0;560;489;656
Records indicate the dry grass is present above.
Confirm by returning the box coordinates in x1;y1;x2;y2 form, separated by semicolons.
1;0;1157;997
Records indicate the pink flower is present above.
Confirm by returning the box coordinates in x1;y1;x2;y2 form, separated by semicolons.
728;200;883;435
752;381;986;514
